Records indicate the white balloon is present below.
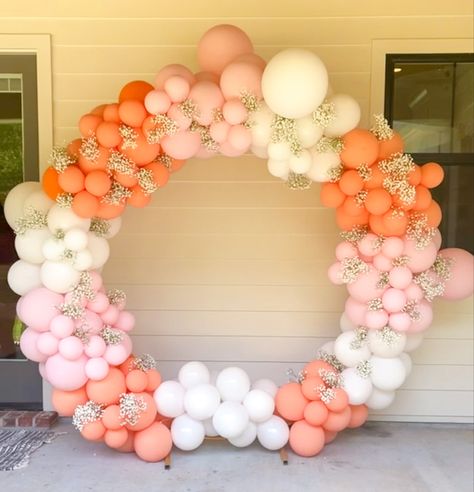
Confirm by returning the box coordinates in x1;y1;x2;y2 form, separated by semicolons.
249;103;274;148
267;141;291;161
153;380;186;418
368;328;407;358
216;367;251;402
15;227;51;264
366;387;395;410
171;414;205;451
370;356;407;391
40;260;81;293
404;332;424;352
306;151;341;182
250;145;269;159
212;401;249;439
23;190;55;216
295;116;323;148
184;383;221;421
73;249;93;271
178;361;210;389
228;421;257;448
267;158;289;178
262;49;328;119
256;415;289;451
340;312;357;332
243;390;275;423
42;237;66;261
323;94;361;137
47;205;91;234
4;182;41;228
251;378;278;398
334;330;371;368
288;149;312;174
87;233;110;270
202;418;219;437
318;341;335;356
103;217;122;239
399;352;413;376
64;228;88;251
341;367;373;405
7;260;42;295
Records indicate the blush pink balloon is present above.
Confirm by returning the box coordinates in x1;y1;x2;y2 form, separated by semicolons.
220;61;263;99
101;304;120;325
389;266;413;290
388;312;412;332
161;130;202;160
76;310;103;335
373;253;393;272
347;265;387;303
188;80;225;126
144;90;171;114
115;311;135;332
328;262;344;285
45;354;88;391
233;53;266;70
364;309;389;329
209;120;231;143
154;64;195;90
405;282;424;302
59;336;84;361
164;76;190;103
195;146;218;159
50;315;75;339
358;233;382;257
381;237;404;259
37;332;59;356
89;271;104;292
382;288;407;313
433;229;442;250
222;99;248;125
194;71;220;84
38;362;48;380
20;328;47;362
85;335;107;358
219;141;244;157
344;297;368;325
85;357;110;381
335;241;358;261
227;125;252;151
409;300;433;333
17;288;63;332
167;103;192;131
103;334;132;365
403;237;438;273
438;248;474;300
87;292;110;314
64;292;87;307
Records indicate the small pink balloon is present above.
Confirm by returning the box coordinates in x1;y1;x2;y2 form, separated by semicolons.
144;90;171;114
403;237;438;273
219;140;244;157
358;233;382;257
188;81;224;126
164;76;190;103
222;99;248;125
17;288;63;332
58;336;84;361
64;291;88;307
76;310;103;335
344;296;368;325
39;362;48;380
20;328;47;362
438;248;474;300
389;266;413;290
87;292;110;314
37;332;59;356
161;130;202;160
167;103;192;131
359;253;374;264
347;265;387;303
89;271;104;292
115;311;135;332
382;288;407;313
194;71;220;84
405;282;424;302
101;304;120;325
364;309;389;329
227;125;251;152
45;354;88;391
335;241;358;261
85;335;107;358
373;253;393;272
328;262;344;285
103;334;132;365
209;121;231;143
220;60;263;100
381;237;404;259
154;64;195;90
388;312;412;332
409;300;433;333
50;315;75;339
85;357;110;381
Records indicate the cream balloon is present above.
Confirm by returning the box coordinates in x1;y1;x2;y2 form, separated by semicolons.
103;217;122;239
7;260;42;295
267;159;289;179
4;181;41;228
178;361;210;389
288;149;312;174
228;421;257;447
64;228;89;251
267;141;291;161
334;330;371;368
212;401;249;439
306;151;341;182
251;378;278;398
323;94;361;137
47;205;91;234
249;103;274;148
87;233;110;270
341;367;373;405
40;260;81;293
368;328;407;358
295;115;323;148
369;356;407;391
365;387;395;410
42;237;66;262
15;228;51;264
256;415;289;450
243;390;275;423
23;190;55;216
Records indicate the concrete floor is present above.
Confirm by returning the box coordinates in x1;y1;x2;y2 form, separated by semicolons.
2;420;473;492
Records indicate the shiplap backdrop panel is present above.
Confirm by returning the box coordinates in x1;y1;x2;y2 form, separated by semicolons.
1;0;472;421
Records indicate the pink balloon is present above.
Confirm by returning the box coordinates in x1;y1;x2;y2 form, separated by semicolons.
219;140;244;157
388;312;412;332
101;304;120;325
194;71;220;84
161;130;202;160
164;76;190;103
144;90;171;114
438;248;474;300
335;241;358;261
405;282;424;302
64;292;87;307
358;233;382;257
38;362;48;380
76;309;103;335
50;315;75;339
37;332;59;356
347;265;387;303
209;120;231;143
220;60;263;99
58;336;84;361
409;300;433;333
115;311;135;332
85;357;110;381
403;237;438;273
89;271;104;292
20;328;47;362
17;288;63;332
344;297;368;325
188;81;225;126
167;103;192;131
233;53;266;70
45;354;88;391
381;237;404;259
382;288;407;313
103;334;132;365
433;229;442;250
87;292;110;314
195;146;218;159
197;24;254;75
227;125;251;151
373;253;393;272
85;335;107;358
389;266;413;290
328;262;344;285
154;64;195;90
222;99;248;125
364;309;389;329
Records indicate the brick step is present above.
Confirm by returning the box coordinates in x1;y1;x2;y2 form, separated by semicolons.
0;410;58;428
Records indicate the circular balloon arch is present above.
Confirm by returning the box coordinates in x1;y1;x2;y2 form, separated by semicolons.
4;24;473;462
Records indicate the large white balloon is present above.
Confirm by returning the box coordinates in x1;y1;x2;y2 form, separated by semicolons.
341;367;373;405
23;190;55;216
4;181;41;228
243;389;275;423
184;383;221;421
256;415;289;451
228;422;257;448
370;356;407;391
171;414;205;451
334;330;371;368
306;150;341;182
212;401;249;439
7;260;42;295
366;387;395;410
153;380;186;418
216;367;251;402
251;378;278;398
178;361;210;389
47;205;91;234
368;328;407;358
262;49;328;119
14;228;51;264
87;233;110;270
323;94;361;137
40;260;81;293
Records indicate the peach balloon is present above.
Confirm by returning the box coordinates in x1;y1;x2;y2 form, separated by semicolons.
424;200;442;228
126;370;148;393
145;369;162;392
86;367;126;406
72;190;100;218
364;165;384;190
118;100;147;128
79;114;102;137
91;104;107;116
116;431;135;453
322;406;352;432
220;60;263;99
78;145;109;174
412;185;432;211
95;201;126;219
102;404;122;430
104;428;129;449
66;138;82;158
365;188;392;215
144;162;170;187
188;81;225;126
58;165;85;194
114;167;138;188
304;400;329;426
324;430;338;444
343;196;366;217
339;170;364;196
336;206;369;230
52;387;88;416
233;52;266;70
275;383;309;422
420;162;444;188
42;166;63;200
320;182;346;208
289;420;326;457
161;130;201;160
382;209;408;236
347;404;369;428
121;130;160;166
127;186;152;208
134;422;172;462
301;376;324;401
119;356;136;374
377;131;404;159
103;103;121;123
118;80;154;103
96;121;122;148
408;165;422;186
303;360;336;379
340;129;379;169
84;170;112;197
154;64;196;90
81;420;106;441
325;388;349;413
125;393;157;431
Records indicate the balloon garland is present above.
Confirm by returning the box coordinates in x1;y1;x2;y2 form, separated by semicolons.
4;24;474;461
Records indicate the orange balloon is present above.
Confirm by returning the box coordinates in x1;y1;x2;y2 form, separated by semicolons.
408;164;422;186
57;165;85;194
96;121;122;148
382;209;408;236
67;138;82;158
116;430;135;453
90;104;107;116
144;162;170;187
336;206;369;231
121;129;160;166
339;170;364;196
289;420;325;457
347;404;369;429
104;428;129;449
320;182;346;208
81;420;106;441
301;376;324;401
275;383;309;422
364;164;384;190
78;145;109;174
86;367;126;406
169;158;186;173
84;170;112;197
72;190;100;218
125;393;157;431
95;201;126;219
114;168;138;188
323;429;338;444
424;200;442;227
412;185;432;211
343;196;366;217
51;387;88;417
322;406;351;432
42;166;63;200
79;113;103;138
126;370;148;393
369;213;388;236
133;422;172;463
377;131;404;160
127;185;152;208
420;162;444;188
118;100;148;128
119;356;136;374
145;369;162;392
102;404;122;430
340;129;379;169
365;188;392;215
392;193;414;211
103;103;121;123
303;360;336;378
325;388;349;413
304;400;329;426
119;80;154;103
